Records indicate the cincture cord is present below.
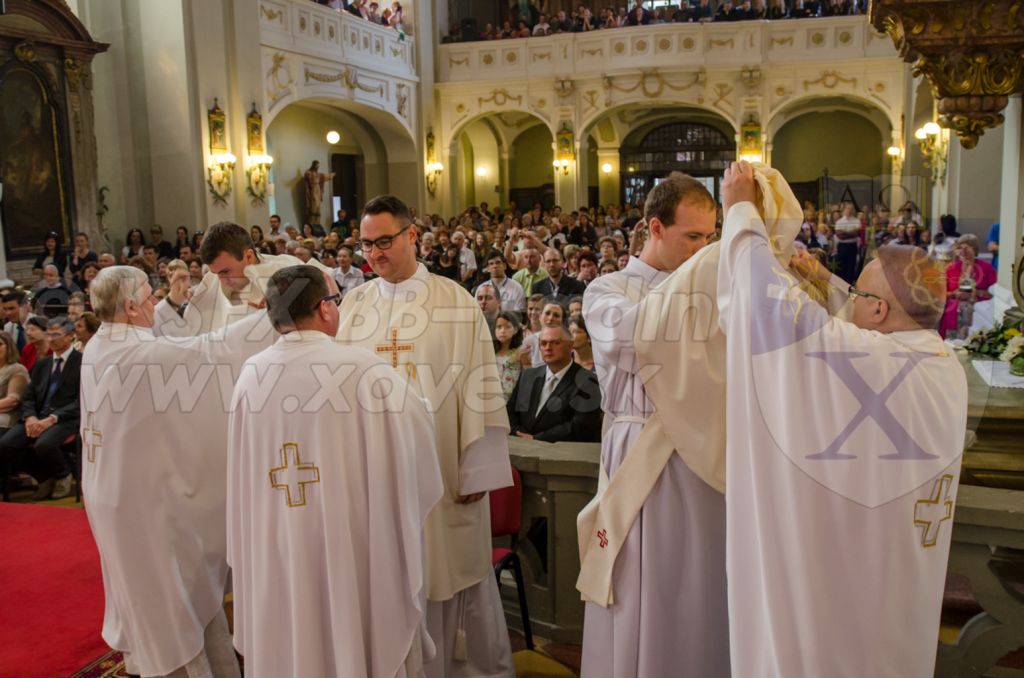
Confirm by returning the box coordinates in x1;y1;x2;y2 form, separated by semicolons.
453;590;469;661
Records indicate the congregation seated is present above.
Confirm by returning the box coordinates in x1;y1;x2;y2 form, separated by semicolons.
507;324;602;443
0;317;81;501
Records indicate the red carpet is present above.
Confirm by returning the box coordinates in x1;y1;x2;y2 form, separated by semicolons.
0;504;108;678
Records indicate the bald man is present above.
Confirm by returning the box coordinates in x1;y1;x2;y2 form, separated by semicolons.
718;161;968;677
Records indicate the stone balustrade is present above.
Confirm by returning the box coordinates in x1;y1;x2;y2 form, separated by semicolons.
439;16;895;83
258;0;416;81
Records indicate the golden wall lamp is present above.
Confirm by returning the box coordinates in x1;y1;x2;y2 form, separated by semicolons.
425;130;443;196
914;121;948;185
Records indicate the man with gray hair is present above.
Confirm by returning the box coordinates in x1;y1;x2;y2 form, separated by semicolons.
81;265;274;678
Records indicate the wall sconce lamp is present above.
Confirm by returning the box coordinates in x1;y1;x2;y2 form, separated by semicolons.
425;130;443;196
886;145;902;158
554;126;575;177
601;162;614;174
245;103;273;206
207;99;235;206
553;158;571;176
914;121;948;185
326;130;341;145
246;154;274;206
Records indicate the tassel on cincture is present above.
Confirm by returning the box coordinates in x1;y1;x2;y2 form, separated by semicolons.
453;628;468;661
454;591;469;661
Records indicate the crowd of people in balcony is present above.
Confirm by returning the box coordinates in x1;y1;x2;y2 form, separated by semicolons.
446;0;867;42
313;0;407;34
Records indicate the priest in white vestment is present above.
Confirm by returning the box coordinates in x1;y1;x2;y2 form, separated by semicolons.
227;265;443;678
336;196;514;678
81;266;276;678
577;173;729;677
153;221;329;337
718;161;967;677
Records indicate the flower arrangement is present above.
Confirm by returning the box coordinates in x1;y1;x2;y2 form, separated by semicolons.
1000;333;1024;376
965;308;1024;375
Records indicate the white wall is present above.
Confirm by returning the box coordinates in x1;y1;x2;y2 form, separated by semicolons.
266;104;397;227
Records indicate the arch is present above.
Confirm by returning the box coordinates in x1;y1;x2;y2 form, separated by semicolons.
447;109;554;156
619;121;735;205
579;99;739;143
767;93;895;143
266;99;418;223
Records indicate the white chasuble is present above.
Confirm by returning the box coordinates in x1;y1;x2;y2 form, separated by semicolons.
80;312;275;677
336;264;513;677
718;200;968;678
154;252;330;337
227;332;443;678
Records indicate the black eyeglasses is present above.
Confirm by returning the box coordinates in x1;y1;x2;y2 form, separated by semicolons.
318;293;342;309
848;285;883;301
359;224;411;252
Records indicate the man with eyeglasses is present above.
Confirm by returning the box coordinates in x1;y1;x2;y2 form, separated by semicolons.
0;317;80;501
718;161;966;677
336;195;515;678
227;265;442;677
152;221;330;336
80;266;275;678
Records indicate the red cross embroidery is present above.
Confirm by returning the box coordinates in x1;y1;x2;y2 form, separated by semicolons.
597;529;608;548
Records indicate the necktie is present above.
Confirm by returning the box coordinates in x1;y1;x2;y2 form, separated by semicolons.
15;325;25;352
535;373;558;417
43;357;63;414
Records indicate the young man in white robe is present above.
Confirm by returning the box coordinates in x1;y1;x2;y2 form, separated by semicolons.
81;266;276;678
153;221;329;337
227;265;443;678
577;173;729;677
719;161;968;677
336;196;514;678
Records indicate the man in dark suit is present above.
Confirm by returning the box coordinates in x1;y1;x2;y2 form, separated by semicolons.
507;325;601;443
0;317;81;500
533;248;585;303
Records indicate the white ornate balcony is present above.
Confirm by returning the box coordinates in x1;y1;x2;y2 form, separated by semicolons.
258;0;416;81
439;16;894;83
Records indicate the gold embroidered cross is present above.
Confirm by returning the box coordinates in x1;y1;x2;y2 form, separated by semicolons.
269;442;320;508
913;474;954;548
375;328;415;369
84;414;102;463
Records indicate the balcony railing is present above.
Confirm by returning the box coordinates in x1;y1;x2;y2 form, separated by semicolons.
439;16;893;83
259;0;416;81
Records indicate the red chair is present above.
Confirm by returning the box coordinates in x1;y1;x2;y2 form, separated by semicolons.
490;466;534;650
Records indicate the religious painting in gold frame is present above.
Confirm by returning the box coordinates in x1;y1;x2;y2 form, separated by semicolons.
208;98;228;154
740;121;762;157
0;60;72;255
556;127;575;161
247;103;264;155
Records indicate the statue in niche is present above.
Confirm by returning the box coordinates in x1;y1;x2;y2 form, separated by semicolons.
303;160;334;226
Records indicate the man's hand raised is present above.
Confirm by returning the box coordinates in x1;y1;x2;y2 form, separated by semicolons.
722;161;757;215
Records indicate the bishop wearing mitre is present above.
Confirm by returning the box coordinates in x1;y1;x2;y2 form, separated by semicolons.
227;265;443;677
153;221;330;336
336;196;514;678
718;161;967;676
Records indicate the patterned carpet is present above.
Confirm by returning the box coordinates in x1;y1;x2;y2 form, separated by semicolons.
71;650;128;678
